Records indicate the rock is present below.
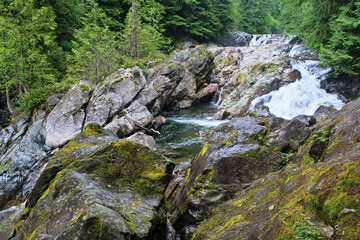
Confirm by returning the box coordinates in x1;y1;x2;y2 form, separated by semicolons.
85;67;146;127
176;40;197;50
212;44;294;117
151;115;166;130
105;101;153;137
167;117;306;234
0;111;50;209
212;109;230;120
248;105;274;118
313;105;335;122
268;115;316;153
8;127;174;240
46;93;64;112
320;71;360;101
189;97;360;239
45;84;92;148
195;83;218;103
321;226;335;238
0;203;25;239
282;68;301;82
127;132;157;150
216;31;253;47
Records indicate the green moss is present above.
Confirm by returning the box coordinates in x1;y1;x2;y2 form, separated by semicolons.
93;140;167;195
199;142;208;157
84;123;107;137
79;84;90;92
71;209;87;225
188;168;216;198
27;226;45;240
112;77;124;85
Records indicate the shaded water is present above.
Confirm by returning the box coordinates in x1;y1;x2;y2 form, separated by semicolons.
155;103;227;163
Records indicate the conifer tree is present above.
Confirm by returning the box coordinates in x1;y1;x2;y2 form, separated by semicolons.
0;0;59;111
131;0;139;60
66;0;120;83
320;0;360;75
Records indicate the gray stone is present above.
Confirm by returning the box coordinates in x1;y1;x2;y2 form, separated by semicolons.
127;132;157;150
105;101;154;137
321;226;335;238
0;111;50;209
45;84;92;148
85;67;147;126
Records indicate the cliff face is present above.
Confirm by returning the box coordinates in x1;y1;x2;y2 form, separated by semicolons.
0;34;358;239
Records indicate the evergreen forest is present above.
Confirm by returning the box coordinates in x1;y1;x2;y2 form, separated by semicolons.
0;0;359;114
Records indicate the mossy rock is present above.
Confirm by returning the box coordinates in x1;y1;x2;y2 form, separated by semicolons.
11;127;174;239
191;98;360;239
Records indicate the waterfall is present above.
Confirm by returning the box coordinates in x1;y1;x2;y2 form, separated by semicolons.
215;87;224;105
250;57;345;119
249;34;293;46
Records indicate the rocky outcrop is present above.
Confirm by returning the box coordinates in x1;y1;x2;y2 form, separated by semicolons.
209;43;296;118
45;83;92;148
0;45;215;214
1;124;174;240
0;111;50;210
166;115;316;237
168;97;360;239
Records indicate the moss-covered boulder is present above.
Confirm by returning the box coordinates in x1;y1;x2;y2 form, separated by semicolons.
3;124;174;240
166;115;315;237
192;97;360;239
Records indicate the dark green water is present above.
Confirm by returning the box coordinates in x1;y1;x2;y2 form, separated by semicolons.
155;103;228;163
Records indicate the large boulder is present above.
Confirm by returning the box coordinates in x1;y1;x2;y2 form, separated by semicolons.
191;97;360;239
105;101;154;137
85;67;147;127
162;46;215;110
1;124;174;240
45;83;92;148
212;44;294;117
167;115;316;237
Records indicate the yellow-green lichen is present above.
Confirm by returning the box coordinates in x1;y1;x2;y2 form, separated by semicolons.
79;84;90;92
84;123;106;137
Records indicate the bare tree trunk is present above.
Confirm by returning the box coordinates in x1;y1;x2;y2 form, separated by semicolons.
5;82;15;114
131;0;139;60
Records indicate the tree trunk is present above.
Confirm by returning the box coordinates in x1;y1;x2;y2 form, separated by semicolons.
5;82;15;114
131;0;139;60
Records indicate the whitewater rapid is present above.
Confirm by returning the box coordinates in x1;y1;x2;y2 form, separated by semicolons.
250;46;345;119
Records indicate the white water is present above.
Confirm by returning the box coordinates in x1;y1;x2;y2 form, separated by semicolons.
215;87;224;105
249;34;292;46
250;57;345;120
167;118;228;127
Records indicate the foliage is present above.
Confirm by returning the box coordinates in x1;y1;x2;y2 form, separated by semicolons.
231;0;281;34
65;0;121;83
312;130;329;143
281;156;289;165
287;221;323;240
119;2;170;61
0;0;60;110
159;0;233;41
96;0;130;31
320;1;360;75
279;0;359;75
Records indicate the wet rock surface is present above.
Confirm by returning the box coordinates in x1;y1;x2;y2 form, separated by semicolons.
166;115;316;237
171;97;360;240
